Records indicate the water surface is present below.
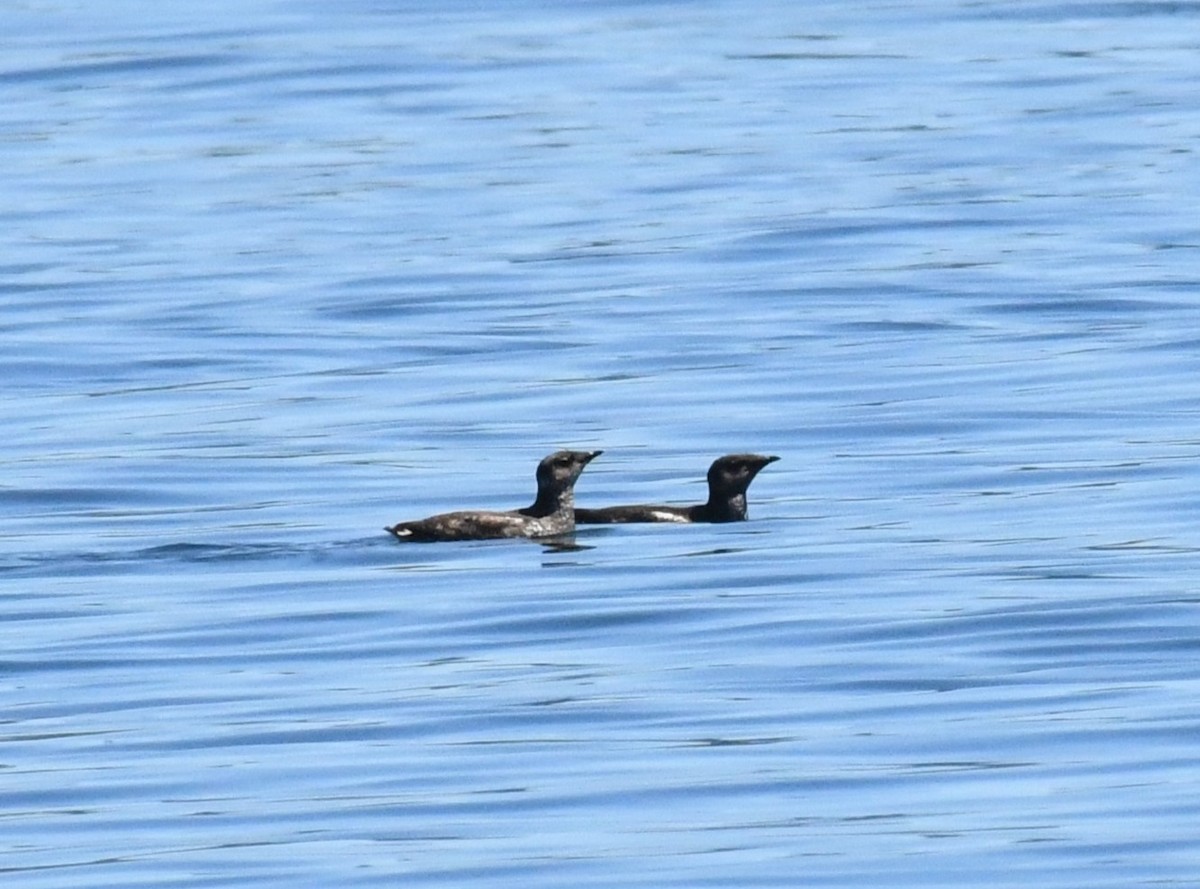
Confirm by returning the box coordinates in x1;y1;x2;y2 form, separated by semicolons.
4;1;1200;886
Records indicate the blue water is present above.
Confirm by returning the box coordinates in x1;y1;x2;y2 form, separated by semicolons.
4;1;1200;885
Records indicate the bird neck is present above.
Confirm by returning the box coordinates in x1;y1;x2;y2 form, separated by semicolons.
527;488;572;517
704;491;746;521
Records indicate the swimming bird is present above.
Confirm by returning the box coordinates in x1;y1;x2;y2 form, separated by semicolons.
386;449;602;541
575;453;779;524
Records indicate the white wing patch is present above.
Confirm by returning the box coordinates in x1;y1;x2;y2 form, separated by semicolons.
646;509;690;523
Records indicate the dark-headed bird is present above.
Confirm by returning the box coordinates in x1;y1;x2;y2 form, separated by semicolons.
576;453;778;524
386;450;602;542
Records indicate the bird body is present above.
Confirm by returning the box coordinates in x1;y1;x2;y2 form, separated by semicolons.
576;453;778;524
386;450;601;542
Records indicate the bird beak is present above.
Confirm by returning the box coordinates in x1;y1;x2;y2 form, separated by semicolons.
585;450;603;463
